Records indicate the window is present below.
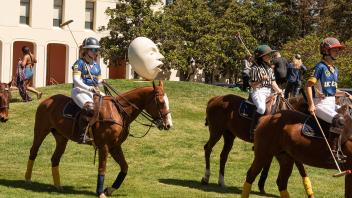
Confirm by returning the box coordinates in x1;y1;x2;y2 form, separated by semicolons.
53;0;63;27
166;0;174;6
85;1;94;30
20;0;30;25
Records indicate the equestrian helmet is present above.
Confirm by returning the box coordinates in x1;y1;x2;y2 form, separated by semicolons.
320;37;344;55
254;45;277;58
82;37;101;49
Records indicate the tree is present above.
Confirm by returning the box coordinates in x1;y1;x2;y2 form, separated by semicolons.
99;0;161;66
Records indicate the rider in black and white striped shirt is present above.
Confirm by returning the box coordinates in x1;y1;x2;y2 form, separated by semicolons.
249;45;283;135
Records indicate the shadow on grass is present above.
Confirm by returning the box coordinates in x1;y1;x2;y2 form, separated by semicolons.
0;179;95;196
158;179;279;197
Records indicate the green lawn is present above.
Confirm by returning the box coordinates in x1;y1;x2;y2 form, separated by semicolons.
0;80;344;197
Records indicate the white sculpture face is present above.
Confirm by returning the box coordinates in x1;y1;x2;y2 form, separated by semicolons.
128;37;164;80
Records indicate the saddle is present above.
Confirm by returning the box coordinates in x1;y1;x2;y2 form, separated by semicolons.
239;94;278;120
63;100;81;119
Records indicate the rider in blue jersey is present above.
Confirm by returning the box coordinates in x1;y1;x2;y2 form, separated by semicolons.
71;37;104;143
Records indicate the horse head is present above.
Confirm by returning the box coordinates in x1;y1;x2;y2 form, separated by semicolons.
144;81;173;130
0;82;11;122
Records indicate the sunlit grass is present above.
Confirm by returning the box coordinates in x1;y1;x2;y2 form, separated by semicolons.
0;80;344;197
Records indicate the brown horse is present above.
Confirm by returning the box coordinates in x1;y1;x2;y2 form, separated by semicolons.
0;82;11;122
241;106;352;198
201;94;314;197
24;81;172;198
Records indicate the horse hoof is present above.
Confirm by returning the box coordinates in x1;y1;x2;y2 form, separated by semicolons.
25;179;32;184
103;187;114;196
308;195;315;198
259;188;266;194
98;193;107;198
54;185;63;191
217;182;226;188
201;177;209;185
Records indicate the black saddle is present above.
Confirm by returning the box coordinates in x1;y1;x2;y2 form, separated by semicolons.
301;116;336;139
239;100;256;120
63;100;81;119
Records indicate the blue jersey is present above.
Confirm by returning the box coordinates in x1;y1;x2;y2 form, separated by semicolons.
72;58;101;86
309;61;338;97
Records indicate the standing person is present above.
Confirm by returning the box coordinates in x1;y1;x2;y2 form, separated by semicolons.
305;37;352;153
18;46;42;101
71;37;104;144
272;51;289;88
242;54;252;92
249;45;283;137
284;54;307;98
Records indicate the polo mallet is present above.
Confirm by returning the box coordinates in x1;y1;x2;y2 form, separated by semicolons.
312;112;351;177
235;32;253;57
60;20;79;48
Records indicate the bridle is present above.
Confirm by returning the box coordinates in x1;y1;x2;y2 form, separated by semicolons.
0;88;10;110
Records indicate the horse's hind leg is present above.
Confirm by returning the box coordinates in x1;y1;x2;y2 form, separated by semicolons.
258;156;273;194
50;131;68;190
218;130;235;187
241;152;273;197
103;145;127;196
275;152;295;198
201;125;222;185
295;161;314;198
25;125;51;183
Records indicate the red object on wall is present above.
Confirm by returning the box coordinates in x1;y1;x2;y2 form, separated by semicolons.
109;59;126;79
46;43;66;85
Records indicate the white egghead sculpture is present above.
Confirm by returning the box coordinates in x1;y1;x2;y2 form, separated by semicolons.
128;37;164;80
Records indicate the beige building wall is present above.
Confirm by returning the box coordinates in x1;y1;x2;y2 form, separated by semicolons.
0;0;117;87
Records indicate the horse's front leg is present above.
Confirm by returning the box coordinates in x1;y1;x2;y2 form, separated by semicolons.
97;145;109;198
104;145;128;196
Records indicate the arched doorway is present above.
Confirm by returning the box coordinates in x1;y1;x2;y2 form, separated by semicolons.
12;41;35;79
46;43;67;85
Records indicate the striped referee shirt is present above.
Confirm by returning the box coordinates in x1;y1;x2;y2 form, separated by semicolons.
250;63;275;88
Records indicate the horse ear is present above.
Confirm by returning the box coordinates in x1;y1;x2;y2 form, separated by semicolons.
159;80;163;88
152;81;156;89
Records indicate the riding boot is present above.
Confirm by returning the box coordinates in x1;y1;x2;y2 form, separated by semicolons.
78;102;94;144
249;112;262;142
330;114;347;162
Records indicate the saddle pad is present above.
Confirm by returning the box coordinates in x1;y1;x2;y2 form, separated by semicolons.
63;100;81;119
301;116;331;139
239;100;256;120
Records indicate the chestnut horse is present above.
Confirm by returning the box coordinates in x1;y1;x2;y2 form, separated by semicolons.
242;107;352;198
0;82;11;122
201;94;314;197
24;81;173;198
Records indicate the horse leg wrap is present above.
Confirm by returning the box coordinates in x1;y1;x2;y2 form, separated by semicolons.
302;177;314;196
112;171;127;189
25;159;34;181
280;190;290;198
52;166;61;188
241;182;252;198
96;174;105;195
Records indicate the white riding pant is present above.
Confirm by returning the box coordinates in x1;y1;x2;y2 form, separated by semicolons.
313;96;340;124
251;87;272;114
71;87;94;108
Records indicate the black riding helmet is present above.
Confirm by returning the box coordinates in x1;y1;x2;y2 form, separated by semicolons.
82;37;100;49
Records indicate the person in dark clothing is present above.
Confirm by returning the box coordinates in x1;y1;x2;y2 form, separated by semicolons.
284;54;307;98
242;54;252;92
272;51;289;88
